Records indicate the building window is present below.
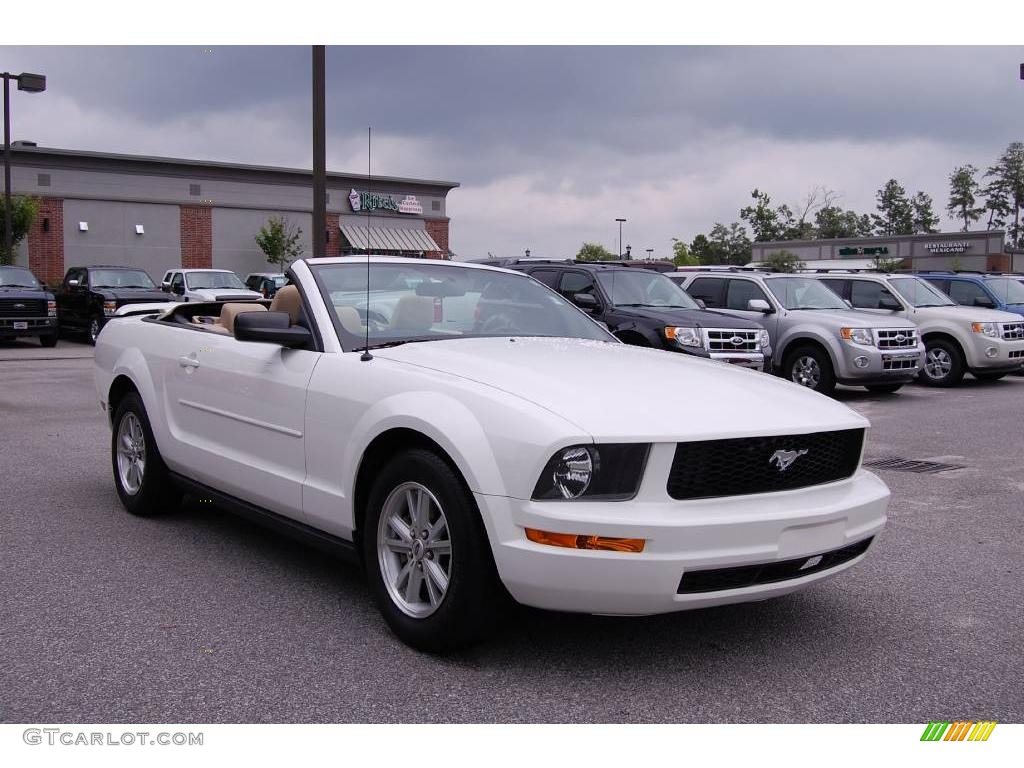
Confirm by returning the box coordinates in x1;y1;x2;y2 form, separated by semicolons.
432;200;441;211
37;173;51;187
189;184;201;197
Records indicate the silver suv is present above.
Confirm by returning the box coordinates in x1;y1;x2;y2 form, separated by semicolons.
812;272;1024;386
672;271;924;395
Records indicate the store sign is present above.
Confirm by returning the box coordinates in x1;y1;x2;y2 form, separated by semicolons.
925;241;971;254
348;188;422;215
838;246;890;256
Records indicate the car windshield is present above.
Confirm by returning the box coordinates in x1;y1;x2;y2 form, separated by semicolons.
311;262;615;351
888;277;955;307
0;266;41;288
89;269;155;288
596;270;700;309
187;271;245;290
765;277;848;310
985;277;1024;305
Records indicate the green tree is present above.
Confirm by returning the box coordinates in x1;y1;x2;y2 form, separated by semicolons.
670;237;698;266
707;222;752;265
815;205;873;239
871;254;903;273
690;234;713;264
576;241;616;262
255;215;303;269
739;189;786;242
985;142;1024;247
0;195;40;265
911;191;940;234
872;179;914;236
762;249;803;273
946;165;984;233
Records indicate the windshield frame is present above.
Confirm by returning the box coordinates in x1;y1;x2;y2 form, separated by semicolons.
888;277;956;307
596;269;702;310
764;276;849;310
87;268;156;289
0;265;42;289
309;262;618;352
984;277;1024;305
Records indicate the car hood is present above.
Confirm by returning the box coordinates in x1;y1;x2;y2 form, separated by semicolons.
192;288;263;299
616;306;764;329
0;287;51;300
785;308;917;328
102;288;175;302
373;336;867;441
907;305;1024;323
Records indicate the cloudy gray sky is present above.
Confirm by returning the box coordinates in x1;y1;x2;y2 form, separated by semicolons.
5;46;1024;257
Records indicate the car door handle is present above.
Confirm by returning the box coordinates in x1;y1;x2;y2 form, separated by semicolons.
178;355;201;369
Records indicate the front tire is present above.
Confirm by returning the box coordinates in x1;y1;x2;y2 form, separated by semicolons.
918;339;964;387
40;333;58;348
783;344;836;396
88;314;103;346
865;383;903;394
972;371;1006;382
363;448;502;652
111;392;181;516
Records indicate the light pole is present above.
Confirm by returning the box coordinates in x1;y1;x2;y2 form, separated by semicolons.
646;248;653;260
615;218;626;258
2;72;46;263
311;47;326;258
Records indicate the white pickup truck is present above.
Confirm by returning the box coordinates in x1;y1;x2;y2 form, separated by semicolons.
94;257;890;650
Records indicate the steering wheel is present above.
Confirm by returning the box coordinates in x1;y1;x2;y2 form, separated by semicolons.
358;308;389;332
479;313;519;334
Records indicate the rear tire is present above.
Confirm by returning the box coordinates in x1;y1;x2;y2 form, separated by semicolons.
918;339;964;387
783;344;836;396
88;314;103;346
865;383;903;394
111;392;181;517
972;371;1006;382
363;448;503;652
40;333;58;348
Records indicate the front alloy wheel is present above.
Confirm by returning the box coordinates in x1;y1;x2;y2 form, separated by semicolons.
89;315;102;345
110;391;180;516
917;339;964;387
784;344;835;395
377;482;452;618
116;412;147;495
791;355;821;388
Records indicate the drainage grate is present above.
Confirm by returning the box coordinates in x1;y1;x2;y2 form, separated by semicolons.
864;457;965;474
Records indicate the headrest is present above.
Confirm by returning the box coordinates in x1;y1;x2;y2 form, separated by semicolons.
220;302;267;334
269;285;302;324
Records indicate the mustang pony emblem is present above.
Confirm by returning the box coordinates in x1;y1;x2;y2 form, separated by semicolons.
769;448;808;472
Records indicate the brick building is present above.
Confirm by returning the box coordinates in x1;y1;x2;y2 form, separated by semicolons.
7;144;458;284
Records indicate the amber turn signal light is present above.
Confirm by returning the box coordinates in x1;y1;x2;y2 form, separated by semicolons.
525;528;645;553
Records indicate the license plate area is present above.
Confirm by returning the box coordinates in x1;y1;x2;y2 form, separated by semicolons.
13;321;28;330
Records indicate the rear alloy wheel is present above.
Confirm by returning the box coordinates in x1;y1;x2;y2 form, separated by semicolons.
364;448;503;652
784;345;836;396
865;383;903;394
918;340;964;387
88;314;103;345
972;371;1006;382
111;392;181;516
39;333;58;348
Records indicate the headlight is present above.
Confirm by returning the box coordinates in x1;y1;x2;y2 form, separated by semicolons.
757;329;770;348
47;300;57;317
665;326;703;348
103;300;117;316
532;444;649;501
971;322;998;338
840;327;874;345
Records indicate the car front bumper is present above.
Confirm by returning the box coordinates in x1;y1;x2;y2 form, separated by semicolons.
0;317;57;337
477;464;889;615
963;336;1024;372
834;341;924;384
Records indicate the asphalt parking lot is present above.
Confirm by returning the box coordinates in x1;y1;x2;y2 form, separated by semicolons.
2;344;1022;723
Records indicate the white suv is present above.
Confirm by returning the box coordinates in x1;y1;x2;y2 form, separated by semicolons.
160;269;262;303
813;272;1024;385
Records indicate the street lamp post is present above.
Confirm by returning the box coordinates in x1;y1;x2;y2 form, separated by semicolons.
646;248;653;260
615;218;626;258
2;72;46;263
311;47;327;258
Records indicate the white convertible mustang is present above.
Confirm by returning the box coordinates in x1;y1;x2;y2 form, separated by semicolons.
94;257;890;650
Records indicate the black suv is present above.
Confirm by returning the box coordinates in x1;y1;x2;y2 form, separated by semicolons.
57;265;177;344
504;260;771;369
0;265;58;347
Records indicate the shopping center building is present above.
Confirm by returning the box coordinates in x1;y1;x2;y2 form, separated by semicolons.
750;229;1011;272
7;144;458;284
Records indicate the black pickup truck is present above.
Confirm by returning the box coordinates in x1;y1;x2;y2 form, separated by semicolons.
56;265;177;344
503;259;772;370
0;265;59;347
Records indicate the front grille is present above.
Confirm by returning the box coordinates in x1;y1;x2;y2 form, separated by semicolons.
704;328;760;352
1010;350;1024;360
875;328;918;349
0;298;45;317
1001;322;1024;340
883;356;918;371
677;537;874;594
666;428;864;500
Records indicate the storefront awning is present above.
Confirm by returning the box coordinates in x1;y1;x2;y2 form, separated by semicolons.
340;225;441;253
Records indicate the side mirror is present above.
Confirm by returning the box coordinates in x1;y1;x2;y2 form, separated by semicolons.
878;295;902;311
695;298;707;310
161;281;171;292
747;299;773;313
67;279;80;288
172;284;185;295
573;293;599;311
234;311;312;348
973;295;996;308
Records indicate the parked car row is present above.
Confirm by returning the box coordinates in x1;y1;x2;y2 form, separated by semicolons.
0;264;286;345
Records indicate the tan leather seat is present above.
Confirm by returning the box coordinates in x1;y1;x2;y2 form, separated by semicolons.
218;302;267;335
389;295;433;332
269;285;302;325
335;305;364;336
